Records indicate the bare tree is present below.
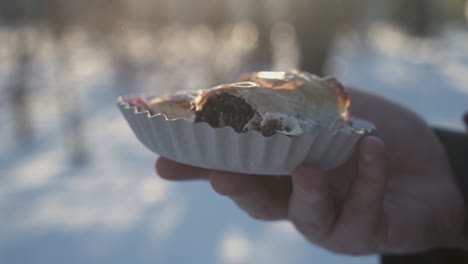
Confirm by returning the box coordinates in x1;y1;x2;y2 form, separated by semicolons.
9;31;34;143
291;0;344;75
390;0;432;36
44;0;90;165
5;0;38;144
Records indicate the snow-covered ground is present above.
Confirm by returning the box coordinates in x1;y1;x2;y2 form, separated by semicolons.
1;24;467;264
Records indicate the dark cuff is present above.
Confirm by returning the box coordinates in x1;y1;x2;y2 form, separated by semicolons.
433;126;468;208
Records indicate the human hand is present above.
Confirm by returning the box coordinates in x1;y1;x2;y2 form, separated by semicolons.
155;89;466;255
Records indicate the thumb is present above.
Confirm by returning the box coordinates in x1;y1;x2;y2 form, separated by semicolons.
288;165;336;244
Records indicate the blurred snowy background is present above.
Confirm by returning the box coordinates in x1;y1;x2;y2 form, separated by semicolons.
1;0;468;263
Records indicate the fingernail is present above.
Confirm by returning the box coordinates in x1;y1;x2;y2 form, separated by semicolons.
362;152;373;163
361;136;380;163
306;192;322;203
361;144;373;163
293;183;321;201
292;165;326;201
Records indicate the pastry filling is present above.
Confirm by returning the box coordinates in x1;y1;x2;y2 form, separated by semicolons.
194;92;256;133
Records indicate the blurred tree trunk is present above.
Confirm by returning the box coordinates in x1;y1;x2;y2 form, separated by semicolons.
291;0;343;75
53;43;89;166
249;0;274;71
84;0;139;94
390;0;432;36
9;32;33;143
45;0;89;165
206;0;228;30
7;0;37;143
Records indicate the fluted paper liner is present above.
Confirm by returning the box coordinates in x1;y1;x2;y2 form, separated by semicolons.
117;96;374;175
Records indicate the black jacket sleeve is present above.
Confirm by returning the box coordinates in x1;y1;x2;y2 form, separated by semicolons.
433;128;468;206
381;115;468;264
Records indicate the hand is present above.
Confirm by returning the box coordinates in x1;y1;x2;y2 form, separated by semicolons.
155;89;466;255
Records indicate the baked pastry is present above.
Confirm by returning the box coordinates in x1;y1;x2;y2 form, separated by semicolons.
119;71;373;174
131;71;350;137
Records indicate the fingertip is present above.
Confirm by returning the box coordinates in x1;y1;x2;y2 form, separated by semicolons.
210;171;252;196
209;171;230;196
361;135;385;151
155;157;171;179
359;136;386;163
155;157;211;181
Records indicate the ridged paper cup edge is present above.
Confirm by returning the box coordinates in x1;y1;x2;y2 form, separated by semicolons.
117;96;374;175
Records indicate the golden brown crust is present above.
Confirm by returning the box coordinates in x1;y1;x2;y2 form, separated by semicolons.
323;77;350;120
138;71;350;133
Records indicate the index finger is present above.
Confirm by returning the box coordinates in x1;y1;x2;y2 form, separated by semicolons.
155;157;212;181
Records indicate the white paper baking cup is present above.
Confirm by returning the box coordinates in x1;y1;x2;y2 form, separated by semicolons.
117;95;374;175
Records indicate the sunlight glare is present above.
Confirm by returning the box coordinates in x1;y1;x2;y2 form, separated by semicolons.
219;228;252;264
